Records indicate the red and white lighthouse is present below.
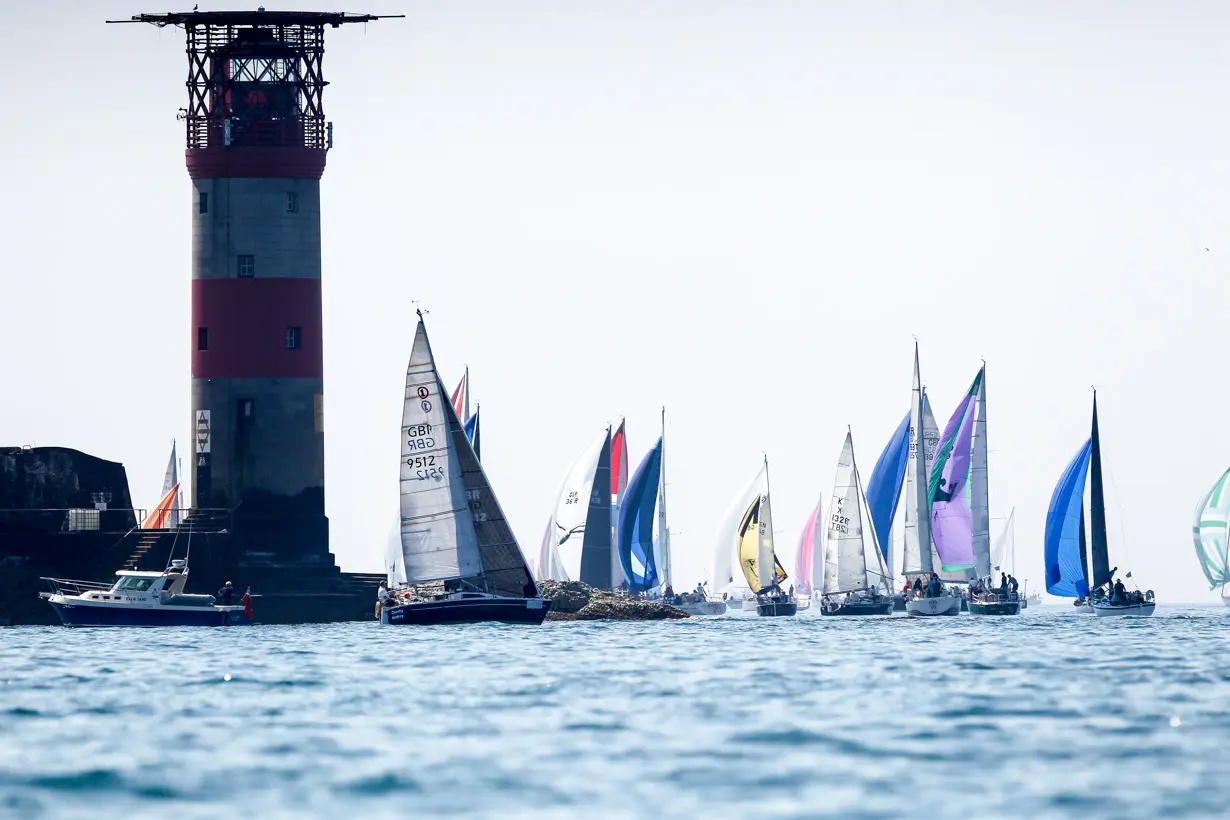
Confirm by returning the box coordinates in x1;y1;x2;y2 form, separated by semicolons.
113;10;399;565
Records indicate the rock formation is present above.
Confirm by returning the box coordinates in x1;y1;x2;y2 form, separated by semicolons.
537;580;689;621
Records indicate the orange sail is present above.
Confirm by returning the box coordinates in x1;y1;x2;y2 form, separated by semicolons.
142;483;179;529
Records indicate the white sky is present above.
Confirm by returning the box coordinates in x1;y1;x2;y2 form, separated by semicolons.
2;1;1227;602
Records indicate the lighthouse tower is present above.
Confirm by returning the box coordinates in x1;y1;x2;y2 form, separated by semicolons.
112;11;399;564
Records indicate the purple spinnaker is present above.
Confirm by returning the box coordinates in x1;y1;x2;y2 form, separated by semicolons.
930;385;979;571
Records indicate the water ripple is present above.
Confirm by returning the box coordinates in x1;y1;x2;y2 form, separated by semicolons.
2;607;1230;817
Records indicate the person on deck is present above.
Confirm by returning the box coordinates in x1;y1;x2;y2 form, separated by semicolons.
1113;578;1127;604
912;577;923;598
217;581;235;605
1009;575;1019;595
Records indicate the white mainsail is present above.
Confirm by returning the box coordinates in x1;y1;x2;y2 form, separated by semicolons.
656;409;673;589
824;431;890;594
542;430;609;582
902;344;936;577
710;464;767;593
757;459;776;590
969;366;991;578
399;319;483;584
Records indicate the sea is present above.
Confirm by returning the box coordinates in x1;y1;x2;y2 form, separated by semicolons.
2;606;1229;819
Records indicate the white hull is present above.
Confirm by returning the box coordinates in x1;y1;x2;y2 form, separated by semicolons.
1222;595;1230;608
794;597;811;611
1072;602;1094;614
1092;601;1156;617
678;601;728;617
905;596;961;616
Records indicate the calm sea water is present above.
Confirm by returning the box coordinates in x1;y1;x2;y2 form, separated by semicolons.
2;606;1229;819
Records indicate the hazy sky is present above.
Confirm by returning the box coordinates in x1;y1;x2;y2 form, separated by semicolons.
2;1;1228;602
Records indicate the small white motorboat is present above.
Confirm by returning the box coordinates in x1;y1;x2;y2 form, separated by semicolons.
40;560;250;628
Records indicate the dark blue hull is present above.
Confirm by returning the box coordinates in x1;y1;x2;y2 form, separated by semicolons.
49;601;249;627
820;600;894;616
382;597;550;625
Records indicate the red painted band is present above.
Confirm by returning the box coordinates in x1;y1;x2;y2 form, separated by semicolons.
192;278;323;379
186;147;327;180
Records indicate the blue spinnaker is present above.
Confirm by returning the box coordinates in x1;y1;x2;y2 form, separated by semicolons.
865;411;911;560
464;408;480;461
1044;438;1092;598
617;438;662;592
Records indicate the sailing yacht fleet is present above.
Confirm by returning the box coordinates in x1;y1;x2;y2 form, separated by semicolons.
56;320;1197;629
375;323;1170;626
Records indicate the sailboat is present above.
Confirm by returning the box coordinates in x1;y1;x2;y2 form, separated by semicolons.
819;430;894;616
1044;390;1154;617
896;348;961;616
986;508;1029;609
737;457;795;617
382;313;549;626
792;498;820;611
538;427;616;588
930;367;1016;616
141;441;183;530
711;459;793;615
1192;467;1230;606
622;410;724;615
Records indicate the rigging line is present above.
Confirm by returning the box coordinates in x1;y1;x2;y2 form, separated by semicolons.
1099;441;1133;574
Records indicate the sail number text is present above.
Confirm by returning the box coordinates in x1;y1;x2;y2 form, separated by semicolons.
406;423;436;452
830;512;850;534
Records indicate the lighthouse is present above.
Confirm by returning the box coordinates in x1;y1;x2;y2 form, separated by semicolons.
103;10;400;614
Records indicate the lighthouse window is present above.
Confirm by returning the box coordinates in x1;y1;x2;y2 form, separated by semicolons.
237;255;255;277
286;326;301;349
197;327;209;351
287;192;298;213
198;191;208;214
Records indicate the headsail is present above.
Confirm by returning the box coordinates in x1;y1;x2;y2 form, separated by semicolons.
929;369;983;573
737;488;786;594
543;429;611;584
448;401;537;596
1193;468;1230;589
1088;392;1111;590
464;406;480;461
1044;439;1093;597
142;441;182;529
990;508;1015;574
616;438;662;593
610;419;628;587
399;320;483;584
656;408;673;589
794;497;821;598
710;465;767;592
450;367;470;422
865;411;910;563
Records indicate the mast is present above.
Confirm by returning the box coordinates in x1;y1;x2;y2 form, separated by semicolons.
1089;389;1110;590
970;363;991;578
760;453;776;590
905;341;934;575
658;407;672;588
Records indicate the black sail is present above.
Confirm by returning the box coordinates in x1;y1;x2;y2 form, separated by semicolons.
579;429;613;588
440;377;537;598
1089;392;1111;590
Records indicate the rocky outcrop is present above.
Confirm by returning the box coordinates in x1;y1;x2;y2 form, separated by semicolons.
538;580;690;621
